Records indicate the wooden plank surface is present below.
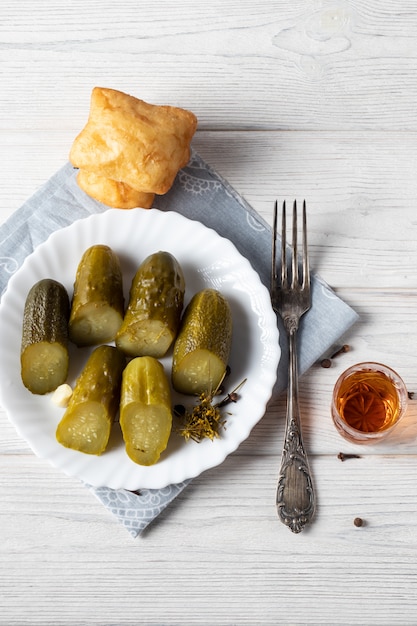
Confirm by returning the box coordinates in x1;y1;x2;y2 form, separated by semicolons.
1;1;417;624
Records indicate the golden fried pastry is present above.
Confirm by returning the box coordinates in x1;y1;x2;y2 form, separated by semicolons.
70;87;197;195
76;170;155;209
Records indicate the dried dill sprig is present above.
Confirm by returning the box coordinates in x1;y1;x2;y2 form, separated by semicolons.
177;391;225;442
176;378;247;443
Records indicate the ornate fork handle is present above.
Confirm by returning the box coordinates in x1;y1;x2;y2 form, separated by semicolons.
277;324;315;533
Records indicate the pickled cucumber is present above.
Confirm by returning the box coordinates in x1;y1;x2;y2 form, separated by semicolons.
21;278;70;394
56;345;125;455
172;288;232;395
120;356;172;466
116;251;185;358
69;244;124;346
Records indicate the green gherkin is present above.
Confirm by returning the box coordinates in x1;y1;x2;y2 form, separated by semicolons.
172;288;233;395
120;356;172;466
69;244;124;347
21;278;70;394
56;345;125;455
116;251;185;358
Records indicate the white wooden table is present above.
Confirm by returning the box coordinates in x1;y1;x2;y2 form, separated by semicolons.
1;2;417;624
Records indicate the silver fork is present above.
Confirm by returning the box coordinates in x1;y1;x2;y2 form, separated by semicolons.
271;199;315;533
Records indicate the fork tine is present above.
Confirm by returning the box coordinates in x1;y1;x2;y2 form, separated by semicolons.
271;200;278;290
291;200;298;288
281;200;287;288
302;200;310;289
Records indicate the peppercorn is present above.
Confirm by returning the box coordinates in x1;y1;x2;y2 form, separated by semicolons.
320;344;350;368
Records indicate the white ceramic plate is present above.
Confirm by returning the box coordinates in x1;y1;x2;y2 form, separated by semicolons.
0;209;280;489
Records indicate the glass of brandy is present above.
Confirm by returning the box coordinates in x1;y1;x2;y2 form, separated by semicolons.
331;362;408;444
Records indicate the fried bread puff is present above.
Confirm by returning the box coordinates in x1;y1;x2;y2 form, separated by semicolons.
70;87;197;206
76;170;155;209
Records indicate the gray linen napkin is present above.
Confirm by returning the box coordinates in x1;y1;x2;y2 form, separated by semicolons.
0;151;358;537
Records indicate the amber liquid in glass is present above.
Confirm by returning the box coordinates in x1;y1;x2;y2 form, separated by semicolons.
335;370;401;433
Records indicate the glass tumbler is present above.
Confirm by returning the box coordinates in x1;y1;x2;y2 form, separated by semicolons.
331;362;408;444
